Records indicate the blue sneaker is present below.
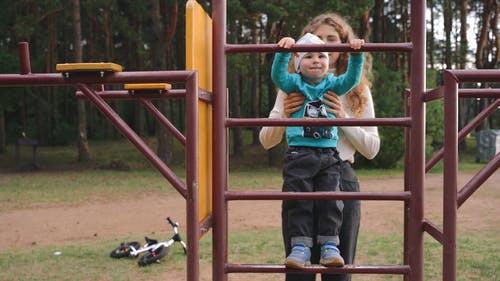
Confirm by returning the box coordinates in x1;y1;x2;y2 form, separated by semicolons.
320;242;344;267
284;244;311;269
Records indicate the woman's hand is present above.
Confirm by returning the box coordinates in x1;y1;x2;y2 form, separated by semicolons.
322;91;346;118
283;93;306;117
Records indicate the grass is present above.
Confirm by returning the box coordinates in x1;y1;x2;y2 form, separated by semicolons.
0;139;498;280
0;228;497;280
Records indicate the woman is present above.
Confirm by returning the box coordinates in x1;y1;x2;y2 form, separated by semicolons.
259;13;380;281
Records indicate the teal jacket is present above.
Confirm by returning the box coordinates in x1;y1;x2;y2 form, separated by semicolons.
271;52;364;148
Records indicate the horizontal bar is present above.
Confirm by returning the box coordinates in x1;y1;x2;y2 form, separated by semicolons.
226;117;412;127
226;264;411;275
0;70;195;87
458;89;500;98
424;87;500;102
422;219;443;244
75;89;213;103
447;69;500;82
225;42;413;54
225;191;411;201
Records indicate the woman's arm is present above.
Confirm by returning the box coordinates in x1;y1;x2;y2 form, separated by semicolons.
259;91;305;150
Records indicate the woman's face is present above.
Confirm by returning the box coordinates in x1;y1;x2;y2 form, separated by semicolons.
312;24;341;68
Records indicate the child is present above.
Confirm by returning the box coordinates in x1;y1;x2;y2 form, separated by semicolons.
271;33;364;269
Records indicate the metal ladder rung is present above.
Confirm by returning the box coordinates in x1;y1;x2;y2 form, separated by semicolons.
226;264;411;275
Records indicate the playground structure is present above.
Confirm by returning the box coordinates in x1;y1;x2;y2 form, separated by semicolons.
0;1;498;280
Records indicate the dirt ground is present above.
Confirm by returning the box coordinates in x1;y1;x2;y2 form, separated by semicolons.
0;170;498;280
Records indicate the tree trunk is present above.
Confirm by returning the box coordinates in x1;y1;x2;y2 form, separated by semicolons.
250;17;260;145
372;0;384;43
359;9;371;41
150;0;173;164
443;0;453;69
428;0;435;68
459;0;468;69
401;0;409;83
232;74;243;157
476;0;494;69
73;0;90;161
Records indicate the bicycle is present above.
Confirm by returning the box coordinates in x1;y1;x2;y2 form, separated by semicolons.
110;216;187;266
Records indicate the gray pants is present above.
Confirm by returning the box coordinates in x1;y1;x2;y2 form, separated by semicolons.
283;161;360;281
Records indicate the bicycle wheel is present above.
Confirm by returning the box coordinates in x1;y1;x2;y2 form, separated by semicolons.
137;245;169;266
110;241;141;258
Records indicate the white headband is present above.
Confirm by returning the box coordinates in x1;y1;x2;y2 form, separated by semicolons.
293;33;329;73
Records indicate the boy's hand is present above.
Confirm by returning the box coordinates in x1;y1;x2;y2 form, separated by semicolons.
277;37;296;49
349;39;365;50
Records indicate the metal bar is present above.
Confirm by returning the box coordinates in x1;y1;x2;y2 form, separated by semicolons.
76;89;187;100
458;89;500;98
225;42;413;53
449;69;500;82
225;191;411;201
226;117;412;127
408;1;426;280
138;98;187;146
212;1;228;281
423;87;444;102
0;70;193;86
423;87;500;102
75;89;214;103
199;214;213;237
226;264;411;275
425;98;500;172
77;83;188;199
443;71;458;281
185;72;200;281
422;219;444;244
18;42;31;75
457;153;500;207
403;90;411;272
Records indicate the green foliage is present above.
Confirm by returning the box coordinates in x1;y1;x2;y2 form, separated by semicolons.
357;55;405;168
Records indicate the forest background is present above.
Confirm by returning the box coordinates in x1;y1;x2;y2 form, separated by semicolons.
0;0;498;169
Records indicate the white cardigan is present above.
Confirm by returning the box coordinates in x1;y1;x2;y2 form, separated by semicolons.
259;87;380;163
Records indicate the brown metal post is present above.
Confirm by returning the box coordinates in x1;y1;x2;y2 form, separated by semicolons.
408;1;426;280
442;71;458;281
18;42;31;75
403;89;411;281
212;1;228;281
185;72;200;281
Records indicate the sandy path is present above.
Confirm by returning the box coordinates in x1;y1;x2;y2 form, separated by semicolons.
0;170;498;281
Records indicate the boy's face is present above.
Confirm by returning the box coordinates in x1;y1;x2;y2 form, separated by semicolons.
299;52;329;78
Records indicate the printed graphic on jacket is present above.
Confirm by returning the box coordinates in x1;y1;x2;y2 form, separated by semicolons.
302;100;332;140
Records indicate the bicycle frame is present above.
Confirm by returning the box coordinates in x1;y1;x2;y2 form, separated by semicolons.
129;217;187;257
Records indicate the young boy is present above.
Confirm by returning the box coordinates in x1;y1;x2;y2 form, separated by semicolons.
271;33;364;269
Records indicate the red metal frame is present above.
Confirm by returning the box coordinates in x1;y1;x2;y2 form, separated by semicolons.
1;2;499;280
212;1;498;281
0;42;203;281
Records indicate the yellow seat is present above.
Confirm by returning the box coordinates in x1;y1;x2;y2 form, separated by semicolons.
124;83;172;94
56;62;123;77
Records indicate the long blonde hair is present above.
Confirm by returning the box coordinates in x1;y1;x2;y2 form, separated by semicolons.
302;13;372;117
